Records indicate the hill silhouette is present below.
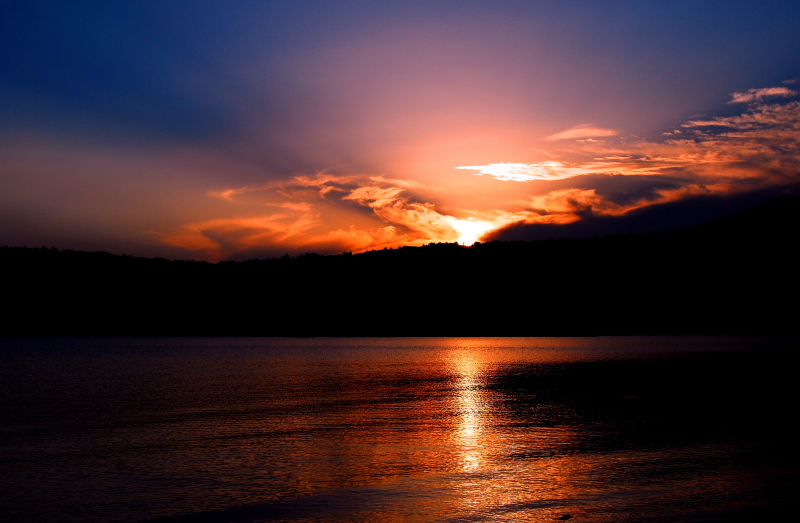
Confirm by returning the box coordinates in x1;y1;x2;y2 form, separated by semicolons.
2;194;798;336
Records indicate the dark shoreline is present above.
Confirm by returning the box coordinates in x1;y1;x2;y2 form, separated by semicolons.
3;195;798;337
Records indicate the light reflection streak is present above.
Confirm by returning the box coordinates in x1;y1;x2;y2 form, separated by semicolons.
444;341;588;521
450;349;490;474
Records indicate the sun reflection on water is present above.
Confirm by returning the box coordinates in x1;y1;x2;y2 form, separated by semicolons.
445;342;586;522
450;350;490;473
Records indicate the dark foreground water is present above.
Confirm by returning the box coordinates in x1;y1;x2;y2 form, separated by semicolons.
1;337;797;522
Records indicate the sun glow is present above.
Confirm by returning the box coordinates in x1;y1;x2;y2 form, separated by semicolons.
449;217;495;246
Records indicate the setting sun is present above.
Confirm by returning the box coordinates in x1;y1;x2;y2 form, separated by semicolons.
449;217;495;246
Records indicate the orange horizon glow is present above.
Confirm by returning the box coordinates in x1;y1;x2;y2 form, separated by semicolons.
3;85;797;263
143;95;800;261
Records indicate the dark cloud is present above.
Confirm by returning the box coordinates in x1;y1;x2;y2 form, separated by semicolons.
486;184;800;242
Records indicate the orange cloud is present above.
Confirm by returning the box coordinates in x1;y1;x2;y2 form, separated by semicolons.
728;87;797;104
157;173;466;259
271;202;314;212
156;211;322;261
544;124;618;141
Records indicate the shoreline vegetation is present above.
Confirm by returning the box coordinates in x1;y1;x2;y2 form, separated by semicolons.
3;195;798;336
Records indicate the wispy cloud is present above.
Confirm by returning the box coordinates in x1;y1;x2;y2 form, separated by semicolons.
270;202;314;212
454;97;800;236
156;212;323;261
544;124;618;142
728;87;797;104
456;161;591;182
210;185;271;202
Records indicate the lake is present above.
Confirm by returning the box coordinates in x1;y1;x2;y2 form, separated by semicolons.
1;337;797;522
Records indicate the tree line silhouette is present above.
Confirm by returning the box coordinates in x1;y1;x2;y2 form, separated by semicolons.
2;195;798;336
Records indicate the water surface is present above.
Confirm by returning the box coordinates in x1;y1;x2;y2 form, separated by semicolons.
1;336;797;522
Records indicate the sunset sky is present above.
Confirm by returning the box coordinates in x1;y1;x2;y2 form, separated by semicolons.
2;1;799;261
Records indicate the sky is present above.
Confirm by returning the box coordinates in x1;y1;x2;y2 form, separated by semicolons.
2;1;800;261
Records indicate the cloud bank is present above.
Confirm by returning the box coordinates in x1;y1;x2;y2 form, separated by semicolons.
155;90;800;260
